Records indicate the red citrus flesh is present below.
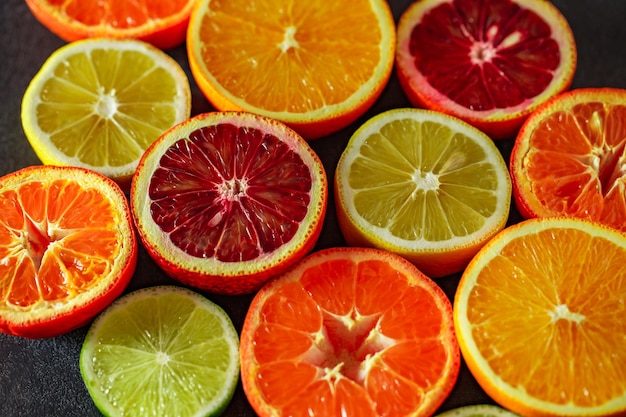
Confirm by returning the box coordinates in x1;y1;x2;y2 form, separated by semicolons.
396;0;576;139
131;112;328;295
240;247;460;417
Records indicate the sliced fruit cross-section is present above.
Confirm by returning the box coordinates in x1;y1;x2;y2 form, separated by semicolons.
131;111;328;295
0;165;137;338
396;0;577;139
240;247;460;417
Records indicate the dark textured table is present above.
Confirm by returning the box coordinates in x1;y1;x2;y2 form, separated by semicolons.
1;1;625;416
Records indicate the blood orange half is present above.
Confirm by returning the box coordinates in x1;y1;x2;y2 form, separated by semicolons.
396;0;577;139
0;165;137;338
130;111;328;295
240;247;460;417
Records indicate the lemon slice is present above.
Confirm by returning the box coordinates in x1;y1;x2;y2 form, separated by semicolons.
21;38;191;188
435;405;520;417
80;285;240;417
334;108;511;277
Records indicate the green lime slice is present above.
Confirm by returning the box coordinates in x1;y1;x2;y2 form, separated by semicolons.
436;405;520;417
80;285;240;417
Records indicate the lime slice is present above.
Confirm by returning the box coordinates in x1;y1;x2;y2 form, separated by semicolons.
435;405;520;417
80;285;239;417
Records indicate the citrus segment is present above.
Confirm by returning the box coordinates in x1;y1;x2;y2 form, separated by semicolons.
187;0;396;139
435;404;521;417
131;111;328;295
454;217;626;417
80;285;240;417
0;165;137;338
511;88;626;232
240;247;460;417
25;0;195;49
396;0;577;139
21;38;191;188
334;108;511;278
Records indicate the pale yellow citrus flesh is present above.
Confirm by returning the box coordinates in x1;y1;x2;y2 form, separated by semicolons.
187;0;396;139
335;108;511;277
455;217;626;417
21;38;191;184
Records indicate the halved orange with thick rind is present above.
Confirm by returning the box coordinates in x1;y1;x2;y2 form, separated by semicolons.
0;165;137;338
455;217;626;417
186;0;396;140
511;88;626;232
130;111;328;295
396;0;577;139
241;247;460;417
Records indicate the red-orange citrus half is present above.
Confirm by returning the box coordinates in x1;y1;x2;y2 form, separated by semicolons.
240;246;460;417
511;87;626;232
25;0;195;49
0;165;137;338
396;0;577;139
130;111;328;295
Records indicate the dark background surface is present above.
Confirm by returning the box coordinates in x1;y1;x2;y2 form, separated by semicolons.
1;0;625;416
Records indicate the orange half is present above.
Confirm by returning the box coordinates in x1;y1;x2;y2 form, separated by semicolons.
0;165;137;338
241;247;460;417
25;0;195;49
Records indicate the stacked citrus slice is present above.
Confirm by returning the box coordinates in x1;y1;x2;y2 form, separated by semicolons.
335;108;511;278
455;217;626;417
511;87;626;232
21;38;191;189
0;165;137;338
131;111;328;295
240;247;460;417
396;0;577;139
187;0;396;139
81;286;240;417
25;0;195;49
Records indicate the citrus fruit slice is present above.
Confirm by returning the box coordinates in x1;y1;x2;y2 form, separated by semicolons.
25;0;195;49
21;38;191;189
0;165;137;338
240;247;460;417
334;108;511;278
80;285;240;417
454;217;626;417
131;111;328;295
436;404;520;417
510;87;626;233
396;0;577;139
186;0;396;140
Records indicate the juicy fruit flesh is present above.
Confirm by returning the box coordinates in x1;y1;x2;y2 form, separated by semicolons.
42;0;189;28
0;179;121;307
349;118;501;241
148;123;312;262
84;288;239;416
466;226;626;406
410;0;559;111
250;257;456;416
37;47;180;167
521;101;626;231
196;0;384;113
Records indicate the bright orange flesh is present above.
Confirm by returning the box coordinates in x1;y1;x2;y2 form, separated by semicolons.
396;0;576;139
0;166;137;338
241;247;460;417
187;0;396;139
511;88;626;232
25;0;194;49
454;217;626;417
